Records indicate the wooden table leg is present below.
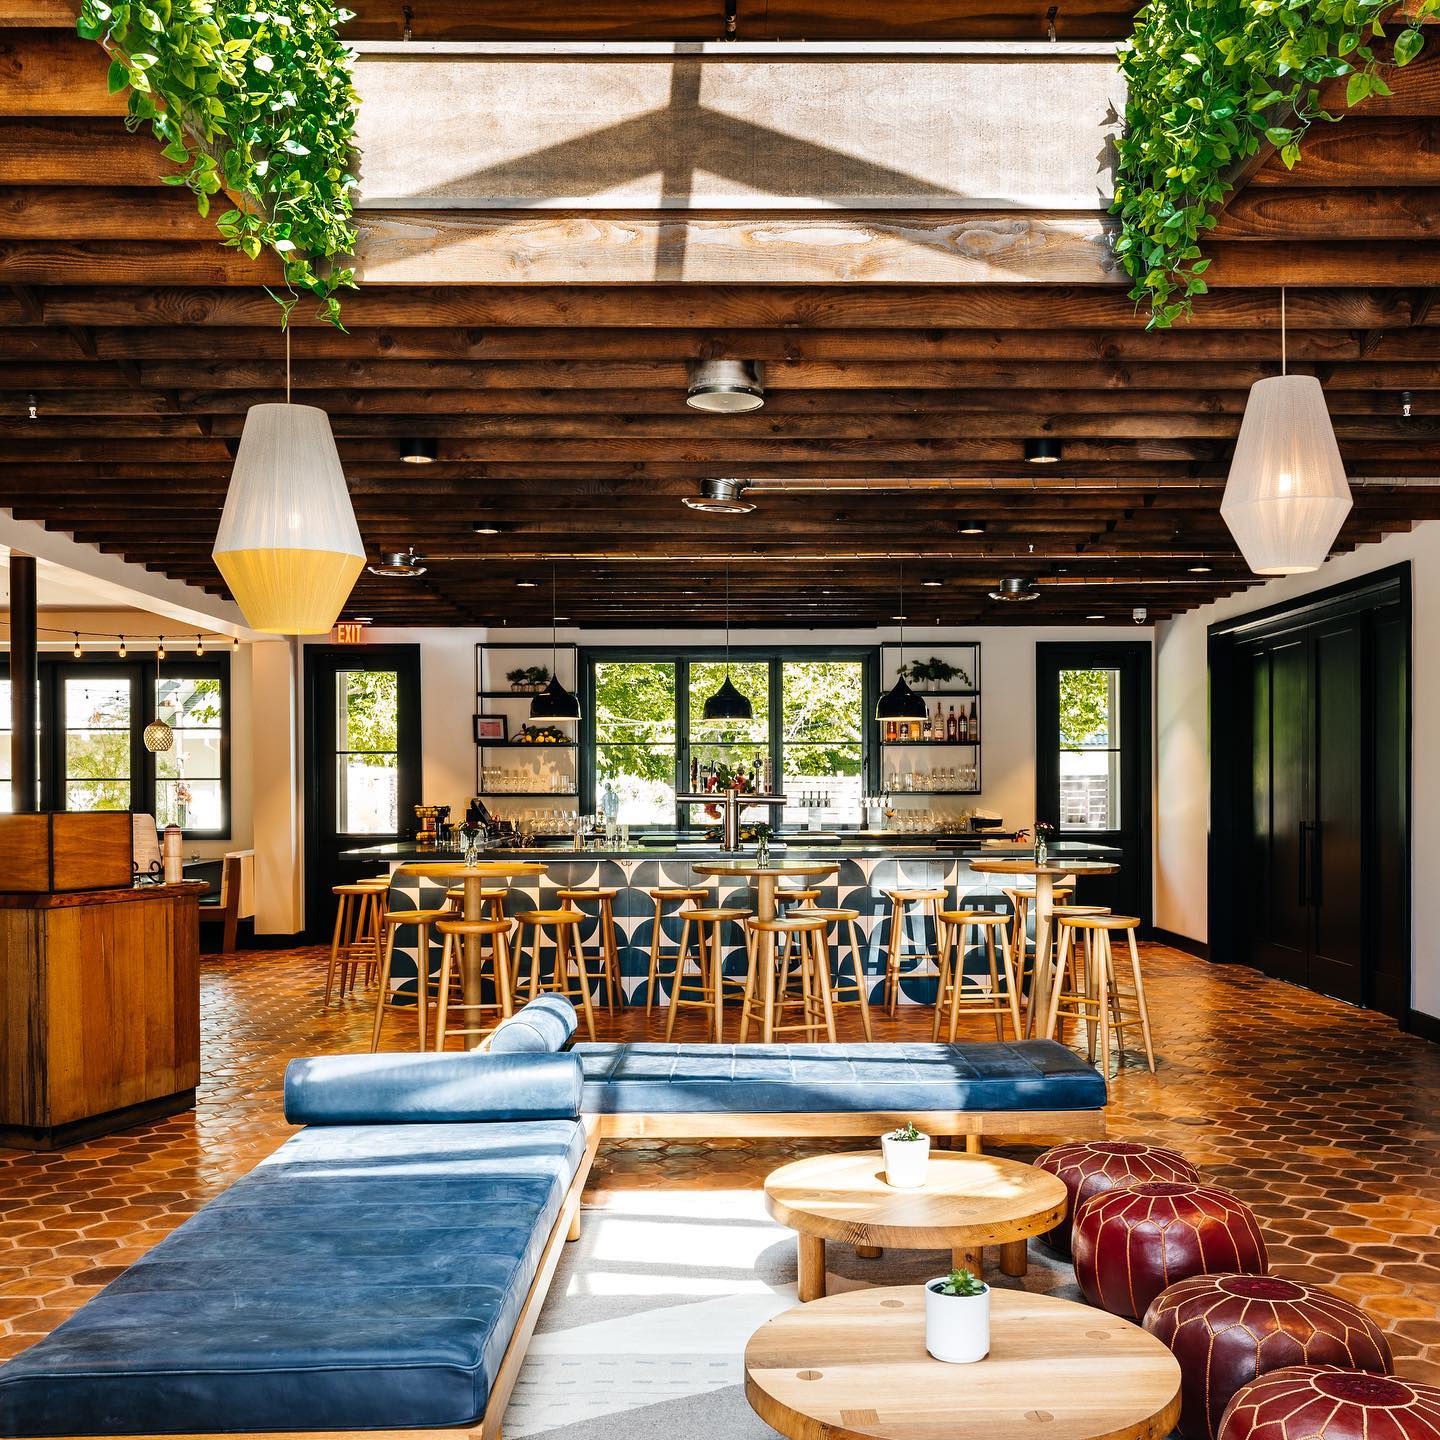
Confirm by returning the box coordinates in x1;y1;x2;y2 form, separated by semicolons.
856;1244;883;1259
797;1233;827;1301
462;875;484;1049
951;1245;983;1277
999;1239;1028;1276
1026;872;1055;1038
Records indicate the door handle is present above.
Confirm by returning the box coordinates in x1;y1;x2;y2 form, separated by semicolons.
1298;821;1319;907
1298;821;1310;907
1309;821;1321;908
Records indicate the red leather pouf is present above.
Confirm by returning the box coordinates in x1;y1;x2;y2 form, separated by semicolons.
1145;1274;1393;1440
1219;1368;1440;1440
1073;1180;1268;1319
1035;1139;1200;1253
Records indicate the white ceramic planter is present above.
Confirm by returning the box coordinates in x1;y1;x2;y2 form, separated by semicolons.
924;1278;990;1364
881;1132;930;1188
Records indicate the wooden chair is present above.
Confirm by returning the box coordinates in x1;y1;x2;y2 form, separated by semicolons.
514;908;597;1040
644;887;707;1013
1045;913;1155;1078
739;915;835;1043
932;909;1022;1042
197;852;243;953
371;907;449;1051
433;917;517;1050
323;882;384;1005
789;907;872;1041
666;906;751;1042
881;887;946;1014
557;886;622;1013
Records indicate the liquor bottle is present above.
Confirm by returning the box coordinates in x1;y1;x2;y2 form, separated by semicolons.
947;705;958;742
689;756;698;789
932;702;944;741
968;700;978;742
922;708;933;742
958;707;968;743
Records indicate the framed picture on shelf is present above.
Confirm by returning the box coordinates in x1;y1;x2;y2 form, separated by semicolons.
474;714;508;744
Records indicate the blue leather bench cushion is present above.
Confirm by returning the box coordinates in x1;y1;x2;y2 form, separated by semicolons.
0;1118;587;1436
488;994;578;1053
575;1039;1106;1114
284;1048;582;1125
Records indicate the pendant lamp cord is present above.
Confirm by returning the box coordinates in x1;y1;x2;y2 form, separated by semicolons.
1280;286;1286;377
724;564;732;676
551;564;559;673
898;558;906;667
285;325;291;404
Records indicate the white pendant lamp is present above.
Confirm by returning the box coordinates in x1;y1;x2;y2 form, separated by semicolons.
212;331;364;634
1221;289;1351;575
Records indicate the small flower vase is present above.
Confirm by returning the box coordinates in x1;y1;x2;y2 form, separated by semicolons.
756;837;770;866
463;838;482;867
924;1278;990;1364
1035;838;1048;867
881;1132;930;1188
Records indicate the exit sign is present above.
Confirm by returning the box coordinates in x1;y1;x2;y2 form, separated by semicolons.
331;622;367;644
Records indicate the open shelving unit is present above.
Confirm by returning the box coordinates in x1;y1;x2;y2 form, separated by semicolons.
878;640;982;798
474;641;581;804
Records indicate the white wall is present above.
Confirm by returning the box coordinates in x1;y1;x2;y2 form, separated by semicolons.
1153;520;1440;1019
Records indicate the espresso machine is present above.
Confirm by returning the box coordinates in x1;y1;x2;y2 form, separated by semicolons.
413;803;450;847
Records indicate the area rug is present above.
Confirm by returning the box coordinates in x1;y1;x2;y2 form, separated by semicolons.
505;1187;1082;1439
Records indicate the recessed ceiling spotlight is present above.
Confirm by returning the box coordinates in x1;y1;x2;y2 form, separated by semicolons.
921;578;943;588
685;359;764;413
400;437;437;465
1087;613;1105;621
891;613;908;621
1024;438;1063;464
473;521;502;535
682;478;755;514
516;578;538;588
366;548;427;577
958;519;987;536
1188;563;1213;573
988;577;1040;602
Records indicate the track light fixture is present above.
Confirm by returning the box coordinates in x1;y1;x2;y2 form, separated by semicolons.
957;519;987;536
1024;439;1063;464
988;577;1040;603
686;359;765;413
683;478;755;514
400;438;438;465
366;549;427;578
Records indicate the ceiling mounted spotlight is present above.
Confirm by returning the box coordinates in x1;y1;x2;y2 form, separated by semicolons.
516;578;538;588
1087;613;1105;621
1188;563;1213;574
686;359;764;413
473;521;503;535
366;548;427;577
988;577;1040;603
682;478;756;514
400;438;437;465
1024;439;1063;464
921;578;943;588
957;519;987;536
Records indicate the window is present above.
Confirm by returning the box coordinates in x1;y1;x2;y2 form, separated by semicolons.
155;674;224;830
63;674;133;812
1056;667;1122;831
583;649;873;827
593;660;676;826
335;668;399;834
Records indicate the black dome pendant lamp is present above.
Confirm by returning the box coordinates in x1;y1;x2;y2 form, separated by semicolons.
702;566;754;722
529;564;582;721
875;559;928;722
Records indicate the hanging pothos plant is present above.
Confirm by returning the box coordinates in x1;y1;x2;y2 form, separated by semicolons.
1112;0;1436;328
77;0;360;327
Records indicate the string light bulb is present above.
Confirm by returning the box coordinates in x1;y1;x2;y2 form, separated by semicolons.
117;636;128;659
195;634;205;657
157;639;166;661
232;634;241;651
72;634;82;659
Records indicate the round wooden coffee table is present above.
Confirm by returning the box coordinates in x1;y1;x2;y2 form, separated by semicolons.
746;1286;1181;1440
764;1151;1068;1301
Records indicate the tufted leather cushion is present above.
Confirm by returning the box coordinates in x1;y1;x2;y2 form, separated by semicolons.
1036;1138;1199;1253
0;1118;588;1435
283;1050;582;1125
1218;1368;1440;1440
488;995;578;1054
575;1038;1106;1114
1073;1181;1268;1319
1145;1275;1392;1440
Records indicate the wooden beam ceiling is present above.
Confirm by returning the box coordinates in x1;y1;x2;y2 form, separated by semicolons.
2;17;1439;625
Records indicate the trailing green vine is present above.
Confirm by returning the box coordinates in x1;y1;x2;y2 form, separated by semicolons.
77;0;359;326
1113;0;1436;328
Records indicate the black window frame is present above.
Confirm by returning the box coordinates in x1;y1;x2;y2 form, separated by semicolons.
580;645;879;829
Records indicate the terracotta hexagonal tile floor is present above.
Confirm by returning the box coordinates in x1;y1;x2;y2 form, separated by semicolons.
2;943;1438;1378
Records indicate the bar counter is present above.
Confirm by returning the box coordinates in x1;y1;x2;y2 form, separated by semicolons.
342;838;1119;1007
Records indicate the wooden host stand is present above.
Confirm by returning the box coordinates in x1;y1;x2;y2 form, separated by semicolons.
0;812;204;1150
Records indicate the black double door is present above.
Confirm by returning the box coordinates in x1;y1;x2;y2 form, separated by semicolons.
1223;571;1409;1016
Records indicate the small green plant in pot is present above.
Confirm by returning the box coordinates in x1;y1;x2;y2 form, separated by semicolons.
925;1267;990;1364
881;1121;930;1189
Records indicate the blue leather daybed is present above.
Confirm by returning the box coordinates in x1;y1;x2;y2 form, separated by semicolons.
0;998;1105;1438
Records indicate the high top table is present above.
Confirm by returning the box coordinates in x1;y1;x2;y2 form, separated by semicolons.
398;860;547;1047
967;857;1118;1036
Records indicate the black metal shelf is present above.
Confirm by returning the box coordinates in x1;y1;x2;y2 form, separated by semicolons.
478;790;578;798
881;740;982;748
477;740;577;750
478;689;576;701
890;789;981;796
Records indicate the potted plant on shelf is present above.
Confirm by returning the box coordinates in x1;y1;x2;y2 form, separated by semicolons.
924;1267;990;1364
506;665;551;694
881;1120;930;1188
899;657;972;691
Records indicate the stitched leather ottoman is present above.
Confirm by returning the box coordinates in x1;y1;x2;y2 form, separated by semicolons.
1035;1138;1199;1253
1073;1181;1267;1319
1145;1274;1393;1440
1218;1368;1440;1440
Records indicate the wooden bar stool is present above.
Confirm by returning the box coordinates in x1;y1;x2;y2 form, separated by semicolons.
433;917;516;1050
1030;902;1108;1030
514;908;598;1040
371;907;450;1051
644;887;708;1013
1003;883;1073;978
557;887;622;1013
665;906;751;1042
1045;913;1155;1078
740;915;836;1044
445;885;509;920
789;907;872;1041
323;882;384;1006
932;909;1022;1042
777;886;822;910
881;888;946;1015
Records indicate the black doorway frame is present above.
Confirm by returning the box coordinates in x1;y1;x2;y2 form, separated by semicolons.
1207;564;1412;1022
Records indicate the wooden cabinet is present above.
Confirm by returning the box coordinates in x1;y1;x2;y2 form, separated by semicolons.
0;882;203;1149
